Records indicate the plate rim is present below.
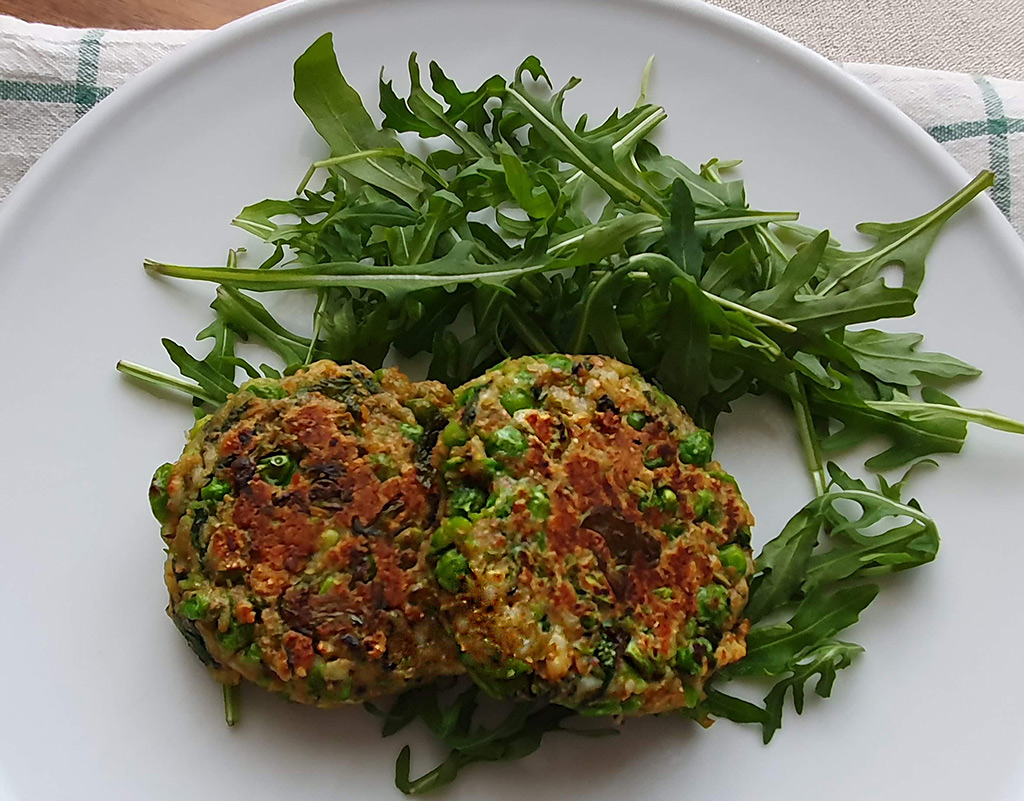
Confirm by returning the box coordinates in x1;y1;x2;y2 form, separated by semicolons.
0;0;1021;266
1;2;1023;798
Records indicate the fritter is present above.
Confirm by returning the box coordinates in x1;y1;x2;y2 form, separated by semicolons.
156;361;463;705
432;354;755;715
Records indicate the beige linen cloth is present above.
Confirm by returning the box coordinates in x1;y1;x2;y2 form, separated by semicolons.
710;0;1024;80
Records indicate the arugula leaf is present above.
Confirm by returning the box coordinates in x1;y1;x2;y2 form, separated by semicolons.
732;584;879;677
743;505;821;624
161;338;238;403
746;461;940;621
402;55;493;159
637;142;741;209
505;75;666;214
569;264;632;359
814;171;994;295
295;34;425;206
814;377;970;470
379;70;444;138
760;641;863;742
866;387;1024;435
700;688;770;727
803;468;939;593
145;242;553;301
655;276;716;419
385;682;613;795
116;360;220;405
840;328;980;387
665;179;703;277
195;317;237;381
211;286;320;367
498;143;557;220
427;61;505;135
547;212;660;263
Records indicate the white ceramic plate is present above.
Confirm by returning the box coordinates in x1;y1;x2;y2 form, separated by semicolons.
2;1;1024;798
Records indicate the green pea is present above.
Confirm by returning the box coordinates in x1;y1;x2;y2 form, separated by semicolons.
449;485;487;517
626;411;648;430
659;487;678;512
258;453;296;487
719;544;748;574
543;354;573;373
369;453;399;481
200;478;231;503
431;516;471;551
247;382;288;400
319;575;338;595
149;462;174;524
442;420;469;448
527;485;551;519
643;444;668;469
696;584;730;626
179;594;210;621
653;587;674;600
488;426;528;457
678;430;714;466
399;422;424;443
435;549;470;592
319;529;340;550
692;489;716;521
500;387;534;415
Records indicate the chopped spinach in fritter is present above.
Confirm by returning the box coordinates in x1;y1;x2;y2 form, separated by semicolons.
435;355;754;716
158;362;463;708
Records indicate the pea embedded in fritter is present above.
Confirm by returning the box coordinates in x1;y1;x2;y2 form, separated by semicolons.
158;360;463;705
433;355;755;716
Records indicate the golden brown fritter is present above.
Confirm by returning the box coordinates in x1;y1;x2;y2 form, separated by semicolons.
159;361;463;705
432;355;754;715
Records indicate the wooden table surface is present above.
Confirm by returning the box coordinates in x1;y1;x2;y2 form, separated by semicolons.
0;0;277;28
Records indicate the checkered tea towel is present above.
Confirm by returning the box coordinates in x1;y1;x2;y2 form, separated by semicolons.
0;15;1021;240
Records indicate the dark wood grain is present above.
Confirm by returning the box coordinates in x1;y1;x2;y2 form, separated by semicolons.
0;0;278;29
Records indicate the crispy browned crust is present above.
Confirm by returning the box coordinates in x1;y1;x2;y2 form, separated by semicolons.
435;355;755;715
162;361;463;704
